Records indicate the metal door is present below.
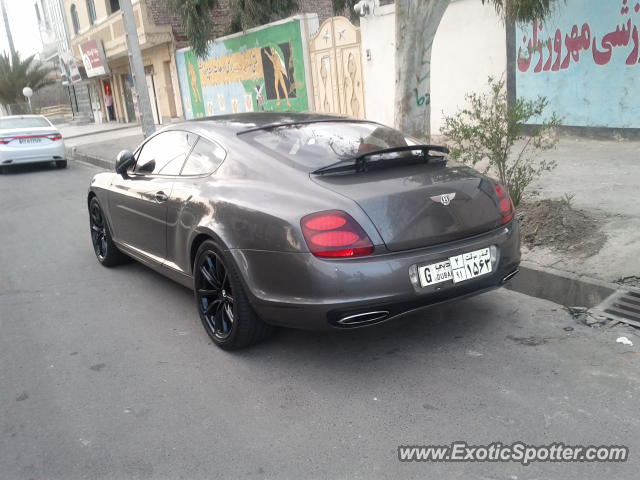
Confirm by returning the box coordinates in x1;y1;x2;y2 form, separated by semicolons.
309;16;366;118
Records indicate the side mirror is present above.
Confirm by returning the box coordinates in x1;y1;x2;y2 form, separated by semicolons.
115;150;135;178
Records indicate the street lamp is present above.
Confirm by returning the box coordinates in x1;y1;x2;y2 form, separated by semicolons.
22;86;33;114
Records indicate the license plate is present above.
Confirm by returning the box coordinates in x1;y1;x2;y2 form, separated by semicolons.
418;247;493;287
19;138;41;144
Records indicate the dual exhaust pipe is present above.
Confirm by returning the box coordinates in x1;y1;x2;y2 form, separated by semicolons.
336;310;390;327
335;269;520;328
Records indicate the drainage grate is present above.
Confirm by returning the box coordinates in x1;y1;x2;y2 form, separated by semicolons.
592;287;640;328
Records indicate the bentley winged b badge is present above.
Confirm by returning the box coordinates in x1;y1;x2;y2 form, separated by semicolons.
430;193;456;206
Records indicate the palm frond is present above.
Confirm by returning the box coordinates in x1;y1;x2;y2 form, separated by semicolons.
482;0;560;23
0;52;53;105
164;0;219;58
227;0;298;34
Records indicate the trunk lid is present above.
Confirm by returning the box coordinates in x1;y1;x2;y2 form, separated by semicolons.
0;127;59;147
311;163;503;252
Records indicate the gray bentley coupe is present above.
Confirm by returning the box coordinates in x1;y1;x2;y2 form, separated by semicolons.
87;113;520;349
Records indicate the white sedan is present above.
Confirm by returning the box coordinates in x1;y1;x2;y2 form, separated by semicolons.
0;115;66;173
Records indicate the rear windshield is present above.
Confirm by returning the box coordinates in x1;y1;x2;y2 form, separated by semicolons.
240;121;419;170
0;117;51;129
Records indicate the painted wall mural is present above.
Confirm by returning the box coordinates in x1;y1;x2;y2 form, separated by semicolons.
176;19;310;119
516;0;640;128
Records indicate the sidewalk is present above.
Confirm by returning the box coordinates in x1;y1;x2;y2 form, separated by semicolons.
58;121;140;140
67;131;639;296
521;136;640;284
67;133;143;169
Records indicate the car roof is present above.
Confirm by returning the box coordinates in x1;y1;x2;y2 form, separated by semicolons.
174;112;359;135
0;115;48;120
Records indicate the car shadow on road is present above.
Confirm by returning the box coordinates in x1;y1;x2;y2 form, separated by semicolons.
106;249;523;379
1;162;63;175
257;296;498;354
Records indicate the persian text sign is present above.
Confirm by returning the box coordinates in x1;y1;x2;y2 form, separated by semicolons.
79;40;109;78
516;0;640;128
199;49;264;86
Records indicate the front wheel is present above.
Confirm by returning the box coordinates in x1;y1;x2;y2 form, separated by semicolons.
194;240;273;350
89;197;129;267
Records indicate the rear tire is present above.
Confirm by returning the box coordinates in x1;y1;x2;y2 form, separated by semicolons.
89;197;129;267
194;240;274;350
56;160;67;168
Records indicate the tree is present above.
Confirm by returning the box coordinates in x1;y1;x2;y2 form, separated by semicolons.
0;52;52;107
440;76;561;206
165;0;219;58
332;0;360;23
164;0;299;58
395;0;558;139
227;0;299;34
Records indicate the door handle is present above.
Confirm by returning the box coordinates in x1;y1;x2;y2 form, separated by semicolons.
155;191;169;203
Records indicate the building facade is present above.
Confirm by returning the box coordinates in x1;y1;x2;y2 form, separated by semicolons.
62;0;183;124
34;0;93;121
60;0;340;124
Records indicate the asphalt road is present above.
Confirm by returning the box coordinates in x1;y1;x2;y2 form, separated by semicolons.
1;161;639;480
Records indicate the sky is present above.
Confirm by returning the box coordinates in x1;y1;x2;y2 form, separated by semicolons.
0;0;43;58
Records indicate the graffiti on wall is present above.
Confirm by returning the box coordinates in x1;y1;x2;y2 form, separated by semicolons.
176;19;309;119
516;0;640;128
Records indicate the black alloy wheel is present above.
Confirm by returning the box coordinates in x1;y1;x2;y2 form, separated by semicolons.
88;197;128;266
90;200;108;262
194;240;273;349
196;251;235;340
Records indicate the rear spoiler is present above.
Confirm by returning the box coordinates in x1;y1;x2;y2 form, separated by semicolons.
313;145;450;175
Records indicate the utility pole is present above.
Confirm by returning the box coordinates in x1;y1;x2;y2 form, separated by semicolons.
0;0;16;61
120;0;155;137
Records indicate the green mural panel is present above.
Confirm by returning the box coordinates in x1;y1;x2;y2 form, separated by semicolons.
176;19;310;119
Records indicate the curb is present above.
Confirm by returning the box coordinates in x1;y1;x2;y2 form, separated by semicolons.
506;260;617;308
68;148;621;311
68;148;114;170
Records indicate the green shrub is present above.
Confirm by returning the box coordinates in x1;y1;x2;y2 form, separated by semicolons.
440;76;561;206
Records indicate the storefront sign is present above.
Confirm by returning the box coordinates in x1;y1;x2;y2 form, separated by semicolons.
79;40;110;78
60;50;82;84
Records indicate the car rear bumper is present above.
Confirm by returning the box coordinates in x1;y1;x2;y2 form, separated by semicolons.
0;141;66;165
230;221;521;331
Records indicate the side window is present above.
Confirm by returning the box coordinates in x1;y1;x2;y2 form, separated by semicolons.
180;137;226;176
134;131;197;176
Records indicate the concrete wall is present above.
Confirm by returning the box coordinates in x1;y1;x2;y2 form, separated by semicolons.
430;0;506;134
359;0;506;134
516;0;640;129
360;4;395;126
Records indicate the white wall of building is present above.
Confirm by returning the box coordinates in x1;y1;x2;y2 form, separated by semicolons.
359;0;506;135
359;3;396;126
430;0;506;134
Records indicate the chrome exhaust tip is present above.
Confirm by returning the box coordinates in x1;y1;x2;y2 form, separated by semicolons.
336;310;390;327
501;269;520;284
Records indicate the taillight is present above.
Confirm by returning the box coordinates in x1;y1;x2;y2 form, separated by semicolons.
0;137;14;144
495;183;514;224
301;210;374;258
47;134;62;141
